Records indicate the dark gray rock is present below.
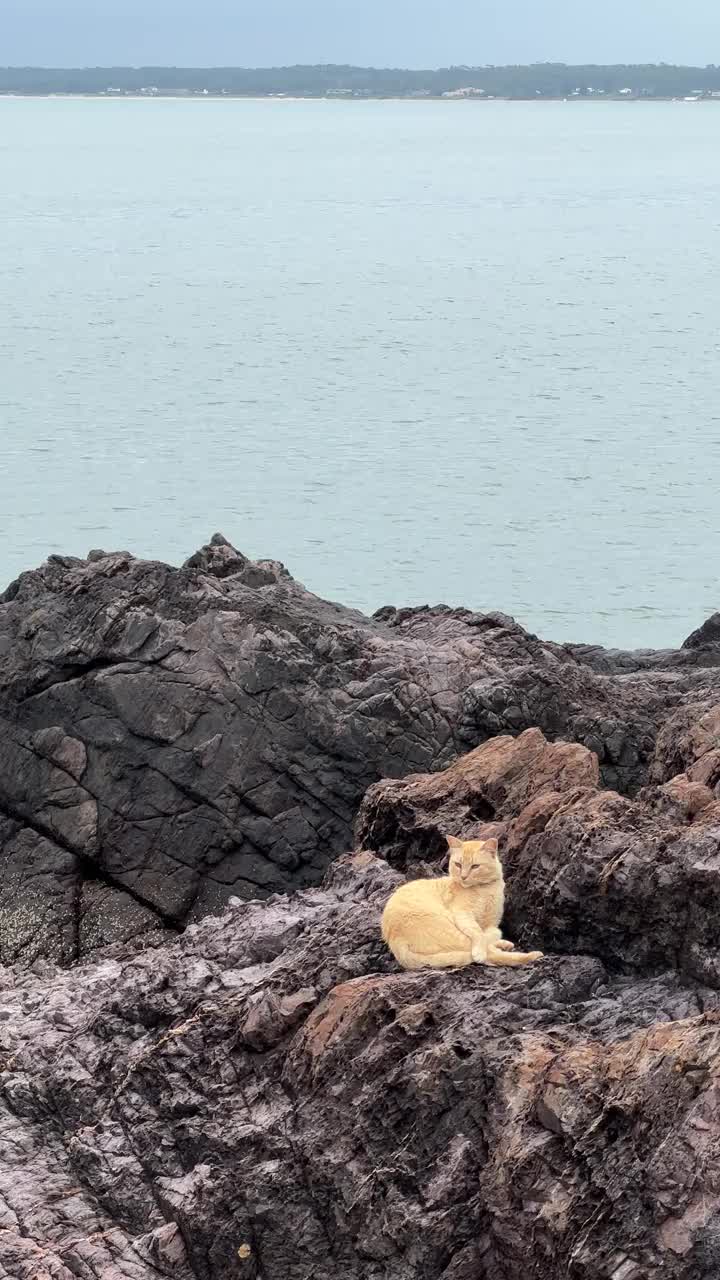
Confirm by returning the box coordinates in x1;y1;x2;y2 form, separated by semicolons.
2;535;720;963
683;612;720;651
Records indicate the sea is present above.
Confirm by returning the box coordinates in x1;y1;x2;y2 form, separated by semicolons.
2;97;720;648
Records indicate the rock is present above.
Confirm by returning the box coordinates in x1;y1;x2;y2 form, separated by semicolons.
356;728;599;867
652;701;720;790
79;880;169;957
3;541;720;1274
2;537;720;963
359;730;720;990
504;783;720;987
683;612;720;651
2;852;720;1279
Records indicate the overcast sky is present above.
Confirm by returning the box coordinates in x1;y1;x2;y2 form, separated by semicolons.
3;0;720;68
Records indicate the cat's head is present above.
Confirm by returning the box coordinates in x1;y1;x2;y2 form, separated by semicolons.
446;835;501;886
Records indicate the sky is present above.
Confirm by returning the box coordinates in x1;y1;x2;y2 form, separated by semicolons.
2;0;720;68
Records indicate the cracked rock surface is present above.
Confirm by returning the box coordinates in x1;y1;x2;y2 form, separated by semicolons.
3;536;720;965
2;848;720;1280
2;537;720;1277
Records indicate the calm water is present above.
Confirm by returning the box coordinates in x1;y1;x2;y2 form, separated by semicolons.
2;98;720;647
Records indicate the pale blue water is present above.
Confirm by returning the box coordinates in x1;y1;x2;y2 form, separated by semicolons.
2;98;720;647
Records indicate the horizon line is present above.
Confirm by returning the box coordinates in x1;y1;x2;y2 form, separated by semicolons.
3;60;720;73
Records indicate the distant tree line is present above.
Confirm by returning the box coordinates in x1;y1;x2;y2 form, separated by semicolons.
3;64;720;98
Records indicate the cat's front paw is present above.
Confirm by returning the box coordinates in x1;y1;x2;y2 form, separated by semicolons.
528;951;544;962
471;946;487;964
494;939;515;952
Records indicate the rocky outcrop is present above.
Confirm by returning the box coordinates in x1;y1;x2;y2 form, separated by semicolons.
356;727;601;868
3;849;720;1280
358;728;720;988
2;536;720;965
3;532;720;1279
683;612;720;652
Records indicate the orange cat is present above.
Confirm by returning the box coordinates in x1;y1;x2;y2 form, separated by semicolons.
381;835;543;971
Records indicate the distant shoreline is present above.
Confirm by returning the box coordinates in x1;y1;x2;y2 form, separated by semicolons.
3;63;720;102
1;93;717;103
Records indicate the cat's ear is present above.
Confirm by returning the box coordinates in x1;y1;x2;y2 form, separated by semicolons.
446;835;463;851
484;838;499;854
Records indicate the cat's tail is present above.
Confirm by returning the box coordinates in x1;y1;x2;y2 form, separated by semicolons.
487;946;543;967
385;938;427;970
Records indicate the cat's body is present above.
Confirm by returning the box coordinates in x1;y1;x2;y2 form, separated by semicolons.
381;836;543;971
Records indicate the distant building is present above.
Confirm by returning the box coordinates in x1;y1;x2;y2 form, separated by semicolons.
441;87;487;99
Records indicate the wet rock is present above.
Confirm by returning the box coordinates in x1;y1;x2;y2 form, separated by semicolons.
356;728;599;868
2;538;720;961
652;701;720;789
2;852;720;1279
358;730;720;992
683;612;720;651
